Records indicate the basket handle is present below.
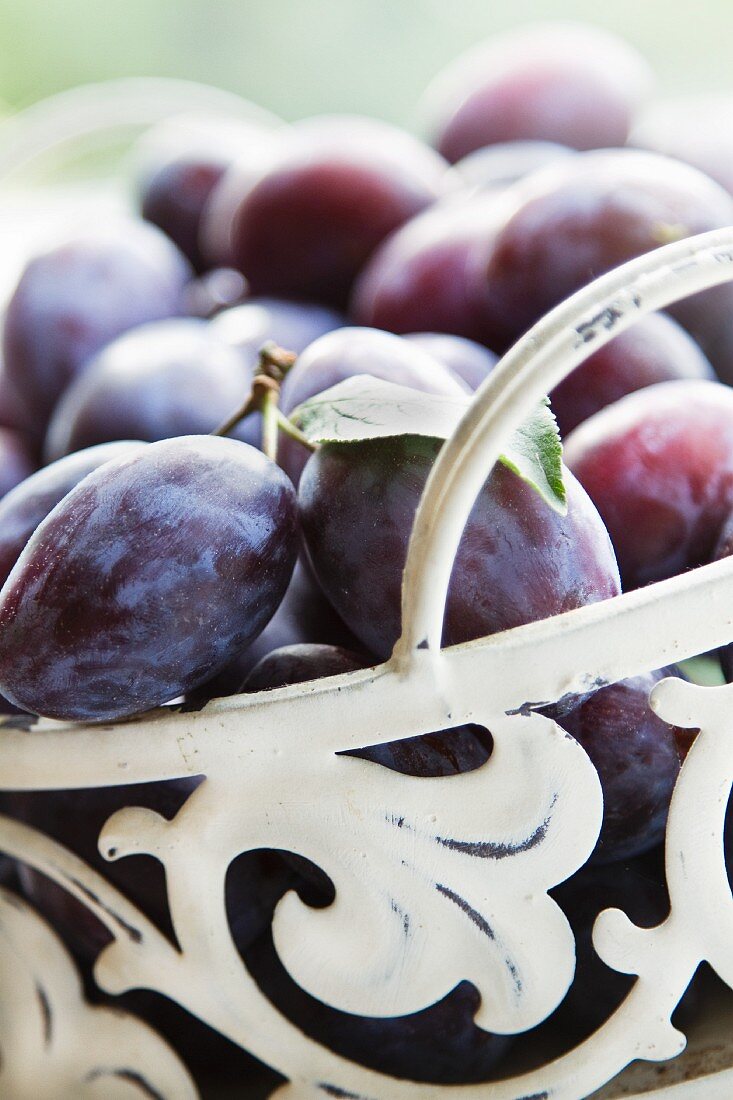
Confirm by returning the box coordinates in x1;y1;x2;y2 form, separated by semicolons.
395;227;733;663
0;77;279;180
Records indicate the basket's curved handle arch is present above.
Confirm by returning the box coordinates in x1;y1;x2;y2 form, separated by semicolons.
0;77;281;180
396;227;733;662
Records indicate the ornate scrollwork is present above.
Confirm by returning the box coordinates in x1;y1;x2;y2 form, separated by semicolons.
4;228;733;1098
0;886;196;1099
93;707;600;1037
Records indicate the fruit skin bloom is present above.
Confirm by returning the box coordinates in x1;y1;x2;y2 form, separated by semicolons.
300;435;621;661
549;312;714;438
422;22;652;162
555;671;684;863
226;116;452;308
0;436;298;722
0;441;144;591
564;379;733;590
3;222;192;431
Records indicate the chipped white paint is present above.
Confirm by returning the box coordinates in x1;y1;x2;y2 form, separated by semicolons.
2;83;733;1100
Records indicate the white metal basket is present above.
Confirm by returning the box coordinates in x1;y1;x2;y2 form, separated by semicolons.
3;83;733;1100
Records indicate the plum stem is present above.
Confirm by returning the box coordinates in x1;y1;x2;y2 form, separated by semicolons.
211;342;316;454
211;342;295;438
261;387;279;462
210;374;279;439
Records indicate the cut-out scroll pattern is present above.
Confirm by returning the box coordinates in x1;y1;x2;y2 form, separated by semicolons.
0;886;196;1099
3;222;733;1098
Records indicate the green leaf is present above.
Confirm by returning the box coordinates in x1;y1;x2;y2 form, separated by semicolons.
291;374;471;445
289;375;566;514
499;397;566;515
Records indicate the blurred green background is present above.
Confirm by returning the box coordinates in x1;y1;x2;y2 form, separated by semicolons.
1;0;732;124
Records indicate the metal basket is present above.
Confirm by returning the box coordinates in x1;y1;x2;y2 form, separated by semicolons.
2;82;733;1100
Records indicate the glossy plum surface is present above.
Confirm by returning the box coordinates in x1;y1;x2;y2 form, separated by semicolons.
0;436;298;720
350;192;503;339
554;671;683;862
183;266;249;319
550;313;714;437
198;136;288;271
423;23;652;162
44;319;253;460
281;327;468;410
211;296;345;366
4;25;726;1094
140;158;230;272
453;140;574;192
227;116;452;306
190;560;361;701
0;440;143;590
243;641;366;692
564;380;733;589
300;436;621;660
278;327;469;485
3;222;192;429
404;332;498;390
473;151;733;369
135;114;279;272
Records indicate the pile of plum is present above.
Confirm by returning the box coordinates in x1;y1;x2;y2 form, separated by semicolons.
3;19;733;1093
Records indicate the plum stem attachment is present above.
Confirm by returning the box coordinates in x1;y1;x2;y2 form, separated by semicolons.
211;342;316;457
211;342;296;438
211;374;280;439
258;341;297;382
